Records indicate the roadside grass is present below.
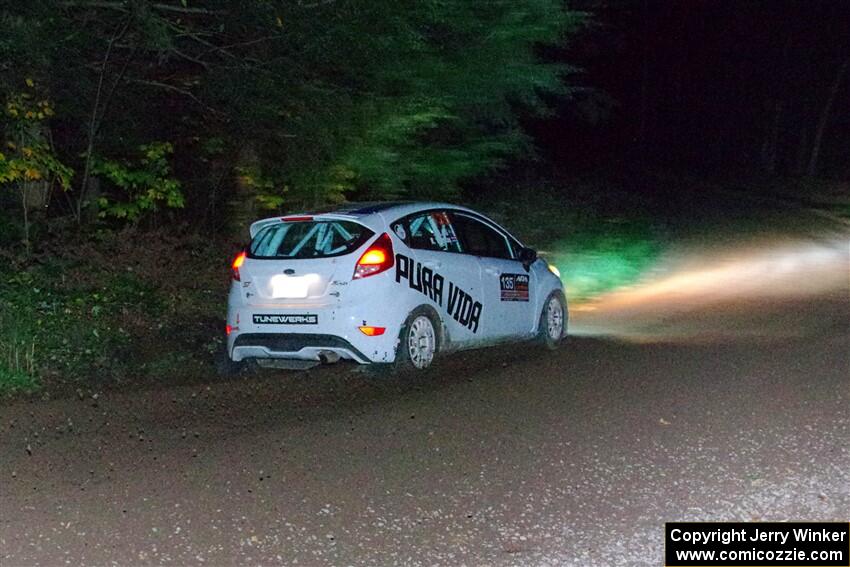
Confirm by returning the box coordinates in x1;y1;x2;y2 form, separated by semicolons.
0;340;39;394
0;227;226;397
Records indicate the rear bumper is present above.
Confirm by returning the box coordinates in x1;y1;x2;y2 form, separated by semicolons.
227;273;409;365
231;333;373;364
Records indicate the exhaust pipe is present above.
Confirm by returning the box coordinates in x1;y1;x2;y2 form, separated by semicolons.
318;350;340;364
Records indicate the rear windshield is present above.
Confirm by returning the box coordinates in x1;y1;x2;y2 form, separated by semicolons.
249;220;374;259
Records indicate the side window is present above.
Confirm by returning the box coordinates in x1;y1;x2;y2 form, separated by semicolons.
452;213;514;260
402;211;463;253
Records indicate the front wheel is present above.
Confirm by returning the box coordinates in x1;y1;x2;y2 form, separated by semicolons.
537;291;567;349
396;309;439;370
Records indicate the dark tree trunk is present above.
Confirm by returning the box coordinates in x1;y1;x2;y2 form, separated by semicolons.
807;57;850;176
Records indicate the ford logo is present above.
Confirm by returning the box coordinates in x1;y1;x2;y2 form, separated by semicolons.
283;268;296;275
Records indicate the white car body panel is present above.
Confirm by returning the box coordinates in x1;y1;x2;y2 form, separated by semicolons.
227;202;566;365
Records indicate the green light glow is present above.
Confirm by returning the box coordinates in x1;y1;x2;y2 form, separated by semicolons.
546;234;660;302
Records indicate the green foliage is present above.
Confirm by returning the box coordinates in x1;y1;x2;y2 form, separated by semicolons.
93;142;184;221
235;165;287;210
0;1;581;214
0;81;72;189
226;0;580;204
329;0;576;199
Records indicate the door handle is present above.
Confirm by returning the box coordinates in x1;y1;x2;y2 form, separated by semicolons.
484;267;499;276
423;260;442;269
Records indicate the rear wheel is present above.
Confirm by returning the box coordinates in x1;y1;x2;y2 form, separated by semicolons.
538;291;567;349
396;308;439;370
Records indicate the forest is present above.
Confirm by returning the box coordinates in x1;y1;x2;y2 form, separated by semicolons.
1;0;577;243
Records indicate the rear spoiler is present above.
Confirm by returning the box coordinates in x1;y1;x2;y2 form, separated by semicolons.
248;213;359;238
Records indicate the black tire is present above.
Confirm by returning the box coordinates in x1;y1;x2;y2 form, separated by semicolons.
394;306;441;371
537;291;568;349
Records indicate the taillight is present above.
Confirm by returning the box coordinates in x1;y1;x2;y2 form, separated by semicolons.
231;250;246;281
358;326;386;336
353;233;394;279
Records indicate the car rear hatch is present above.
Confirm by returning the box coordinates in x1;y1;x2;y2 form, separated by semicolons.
238;216;373;308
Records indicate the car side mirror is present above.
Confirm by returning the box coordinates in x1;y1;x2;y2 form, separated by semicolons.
518;247;537;271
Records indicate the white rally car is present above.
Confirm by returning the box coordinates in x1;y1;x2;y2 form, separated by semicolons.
224;202;566;372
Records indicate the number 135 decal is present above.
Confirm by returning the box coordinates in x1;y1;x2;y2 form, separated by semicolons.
500;273;529;302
